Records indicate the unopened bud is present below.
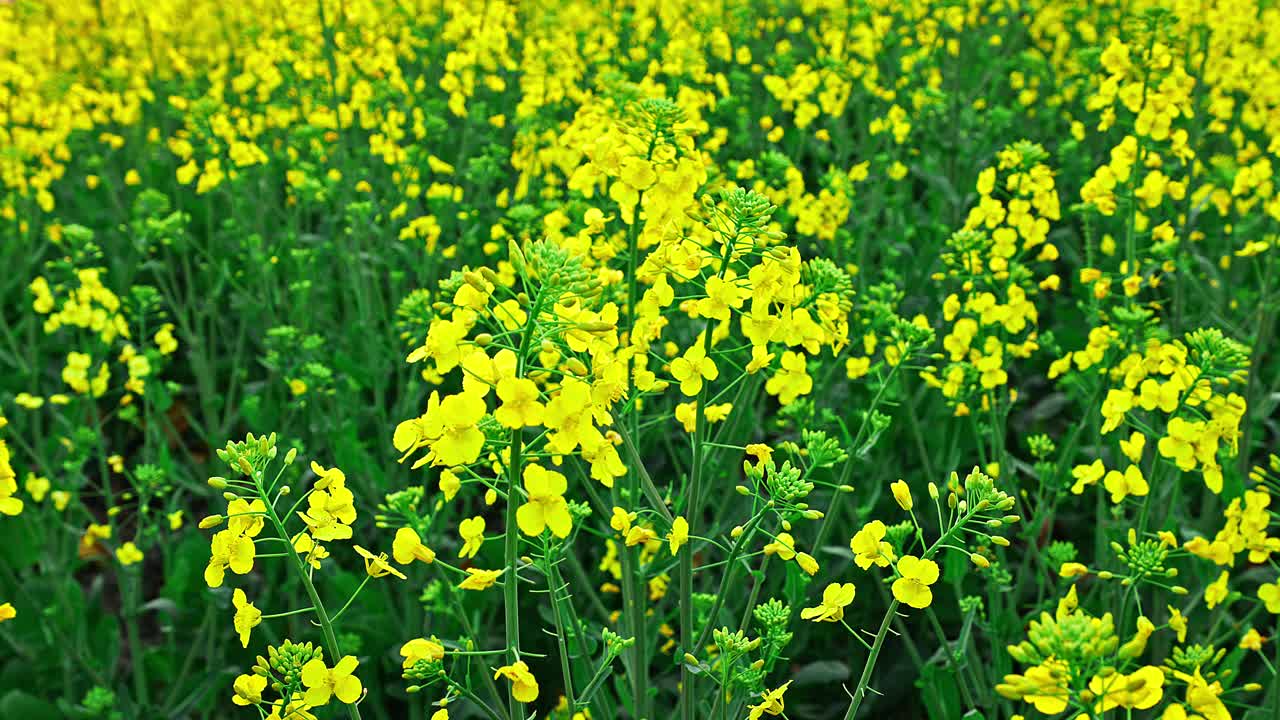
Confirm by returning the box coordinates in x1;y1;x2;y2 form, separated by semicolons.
208;477;228;489
284;448;297;465
199;515;224;529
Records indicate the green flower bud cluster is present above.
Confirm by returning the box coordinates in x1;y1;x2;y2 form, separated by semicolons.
254;640;324;693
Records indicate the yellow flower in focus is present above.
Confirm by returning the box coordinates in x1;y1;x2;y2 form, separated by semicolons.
667;516;689;556
206;529;255;588
800;582;855;622
232;589;262;648
1103;464;1148;503
748;681;791;719
400;637;445;668
355;546;407;579
516;464;572;538
459;516;486;559
850;521;895;569
494;378;544;429
890;479;913;511
232;673;267;706
302;655;363;706
1205;571;1230;609
495;660;539;703
670;342;718;396
459;568;503;591
892;555;940;609
393;527;436;565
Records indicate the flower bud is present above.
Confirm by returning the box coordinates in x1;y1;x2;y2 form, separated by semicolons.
208;477;228;489
284;448;297;465
970;553;990;568
199;515;224;529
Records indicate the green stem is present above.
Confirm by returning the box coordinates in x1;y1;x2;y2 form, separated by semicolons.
841;599;900;720
257;470;361;720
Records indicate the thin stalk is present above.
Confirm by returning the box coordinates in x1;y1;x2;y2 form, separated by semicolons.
256;470;361;720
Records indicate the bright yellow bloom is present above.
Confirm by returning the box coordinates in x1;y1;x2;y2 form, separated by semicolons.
1059;562;1089;577
890;479;913;511
355;545;407;579
850;521;895;569
1088;665;1163;711
494;378;544;429
1103;464;1148;503
892;555;940;609
459;516;486;558
393;527;436;565
1205;571;1230;609
232;673;267;706
116;541;144;566
670;342;718;396
667;516;689;556
516;464;572;538
459;568;503;591
302;655;363;706
1258;581;1280;613
748;681;791;719
400;637;445;668
206;529;255;588
495;660;539;703
232;589;262;648
800;582;856;622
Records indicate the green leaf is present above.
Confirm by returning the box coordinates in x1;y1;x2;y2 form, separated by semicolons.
0;690;61;720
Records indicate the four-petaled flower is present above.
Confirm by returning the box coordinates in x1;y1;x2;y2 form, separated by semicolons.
892;555;940;609
800;582;856;622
